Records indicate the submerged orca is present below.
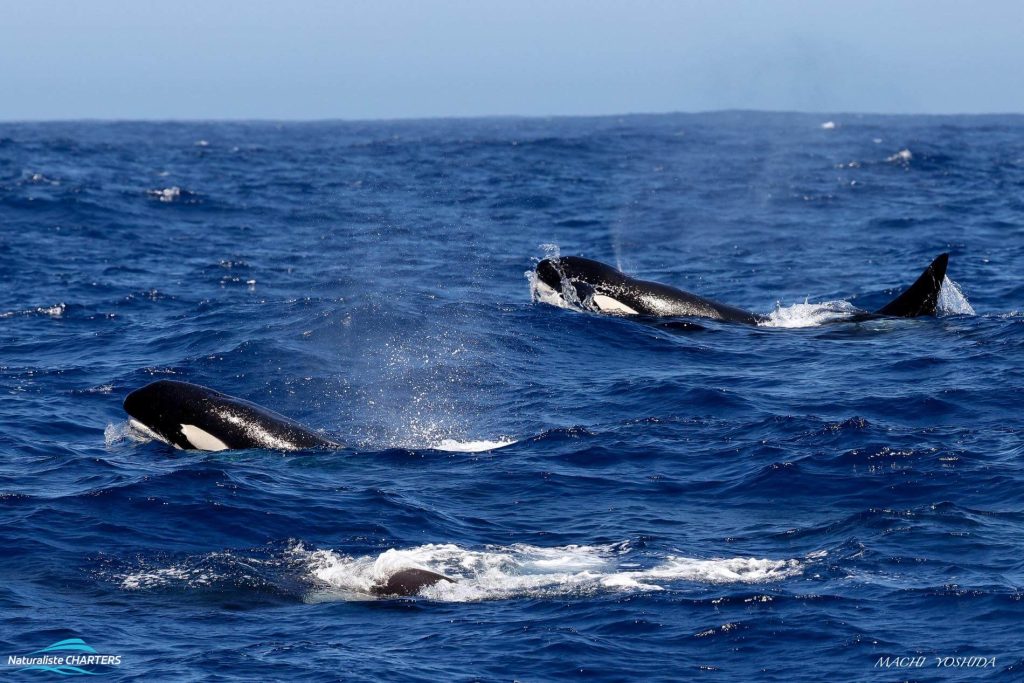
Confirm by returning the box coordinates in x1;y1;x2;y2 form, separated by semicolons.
372;567;456;597
123;379;340;451
533;253;949;323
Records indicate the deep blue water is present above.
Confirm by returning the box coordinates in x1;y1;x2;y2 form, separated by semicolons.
1;113;1023;681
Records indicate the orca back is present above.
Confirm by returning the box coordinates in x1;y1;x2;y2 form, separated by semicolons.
371;568;455;596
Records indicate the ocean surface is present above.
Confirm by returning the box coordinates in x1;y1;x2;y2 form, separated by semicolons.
1;112;1022;681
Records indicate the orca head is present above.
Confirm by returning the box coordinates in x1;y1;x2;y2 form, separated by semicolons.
534;258;564;292
534;257;609;303
534;257;635;312
123;379;222;450
533;258;571;305
537;256;621;287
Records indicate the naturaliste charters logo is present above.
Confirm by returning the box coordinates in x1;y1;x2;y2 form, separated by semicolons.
6;638;122;676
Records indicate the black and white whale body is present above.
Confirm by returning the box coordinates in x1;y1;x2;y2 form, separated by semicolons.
533;253;949;323
123;379;340;451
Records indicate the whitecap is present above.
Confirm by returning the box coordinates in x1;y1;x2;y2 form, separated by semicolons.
886;149;913;163
147;187;182;202
36;303;65;318
432;438;517;452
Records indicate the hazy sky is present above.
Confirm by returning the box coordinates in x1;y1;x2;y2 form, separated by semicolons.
2;0;1022;120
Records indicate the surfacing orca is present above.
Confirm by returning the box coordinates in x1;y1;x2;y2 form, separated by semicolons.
123;379;340;451
372;567;456;597
533;253;949;324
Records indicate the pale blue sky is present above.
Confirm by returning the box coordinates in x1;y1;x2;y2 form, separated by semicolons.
1;0;1022;120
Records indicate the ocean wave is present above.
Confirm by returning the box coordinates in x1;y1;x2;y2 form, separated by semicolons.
5;115;1024;680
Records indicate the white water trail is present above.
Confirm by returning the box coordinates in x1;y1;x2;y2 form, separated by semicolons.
760;300;861;328
298;542;806;603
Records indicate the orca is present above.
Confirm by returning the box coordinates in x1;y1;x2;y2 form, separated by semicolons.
123;379;340;451
371;567;456;597
533;253;949;324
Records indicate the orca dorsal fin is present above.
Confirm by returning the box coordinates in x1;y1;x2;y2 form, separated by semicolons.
875;253;949;317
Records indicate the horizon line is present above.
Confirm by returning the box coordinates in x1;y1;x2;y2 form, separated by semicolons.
2;108;1024;126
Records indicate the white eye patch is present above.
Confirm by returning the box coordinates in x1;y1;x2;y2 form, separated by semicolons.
592;294;639;315
180;424;229;451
